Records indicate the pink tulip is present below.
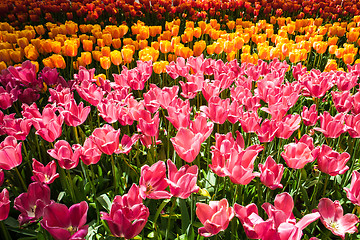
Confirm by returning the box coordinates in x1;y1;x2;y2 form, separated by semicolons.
239;111;261;133
352;91;360;115
180;80;200;99
256;119;279;143
143;87;160;113
233;203;264;239
118;134;140;154
189;114;214;142
47;140;81;169
315;145;350;176
90;124;121;155
0;188;10;221
166;160;199;199
48;86;73;107
202;80;220;102
113;61;152;90
61;99;90;127
41;201;89;240
196;199;234;237
0;136;22;170
281;142;315;169
2;114;32;140
139;161;172;199
344;170;360;206
227;148;262;185
14;182;52;225
97;99;121;124
316;198;359;239
314;111;347;138
170;127;203;163
259;156;284;190
275;114;301;139
137;110;160;137
101;184;149;239
301;70;334;98
79;138;102;165
31;158;59;184
0;86;12;110
332;91;353;113
345;113;360;138
301;104;319;126
335;71;358;91
166;103;191;130
200;96;230;124
151;84;179;109
166;57;190;79
76;80;104;106
227;100;243;124
295;134;315;150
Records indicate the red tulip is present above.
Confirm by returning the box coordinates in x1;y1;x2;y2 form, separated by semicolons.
47;140;81;169
259;156;284;190
31;158;59;184
196;199;234;237
90;124;120;155
41;201;89;240
315;145;350;176
0;86;12;110
171;127;203;163
139;161;171;199
118;134;140;154
316;198;359;239
101;184;149;239
0;136;22;170
0;188;10;221
1;114;32;141
14;182;52;225
345;170;360;206
166;160;199;199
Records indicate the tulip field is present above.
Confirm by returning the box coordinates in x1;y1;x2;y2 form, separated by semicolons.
4;0;360;240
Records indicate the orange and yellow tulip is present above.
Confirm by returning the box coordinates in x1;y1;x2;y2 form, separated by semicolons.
110;50;122;66
100;56;111;70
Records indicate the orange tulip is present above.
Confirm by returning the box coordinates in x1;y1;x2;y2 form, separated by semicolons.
193;41;206;57
151;41;160;51
171;25;180;37
224;41;234;54
100;56;111;70
41;39;53;54
9;50;22;63
149;26;159;37
171;36;181;49
101;46;111;57
118;25;129;38
112;38;122;49
227;21;235;30
97;38;105;48
324;59;337;71
24;44;39;60
337;27;346;37
258;46;270;60
81;52;92;65
50;54;66;69
335;48;345;59
234;36;244;50
347;30;360;43
82;39;93;52
179;46;193;59
92;50;102;62
328;36;338;46
0;49;10;63
138;26;149;40
0;61;6;71
329;45;338;55
64;40;78;57
313;41;327;54
121;48;134;64
34;25;45;35
344;44;358;55
17;37;29;49
242;45;251;54
270;47;282;60
102;33;112;46
343;53;355;65
50;41;61;54
110;50;122;66
160;40;172;54
193;27;202;38
153;61;169;74
214;41;224;55
31;61;39;73
43;58;54;68
186;21;194;29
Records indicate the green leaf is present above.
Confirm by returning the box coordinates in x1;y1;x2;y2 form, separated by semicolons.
179;199;190;233
57;191;66;202
97;194;112;212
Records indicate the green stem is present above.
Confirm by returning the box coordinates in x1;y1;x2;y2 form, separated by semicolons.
0;221;11;240
14;167;27;191
110;154;118;193
323;174;329;197
165;198;177;240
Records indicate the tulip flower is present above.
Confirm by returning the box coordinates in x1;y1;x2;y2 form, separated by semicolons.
315;145;350;176
332;91;353;113
47;140;81;169
259;156;284;190
189;114;214;142
314;111;347;138
166;104;191;130
101;184;149;239
90;124;121;155
316;198;359;239
301;104;319;126
233;203;263;239
344;170;360;206
143;87;160;113
256;119;279;143
166;160;199;199
139;161;171;199
281;142;315;169
0;188;10;221
0;86;12;110
41;201;89;240
117;134;140;155
1;114;32;141
0;170;3;186
31;158;59;184
171;127;203;163
0;136;22;170
97;99;121;124
79;138;102;165
61;99;91;127
137;110;160;137
14;182;52;225
200;96;230;124
196;199;234;237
